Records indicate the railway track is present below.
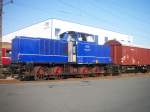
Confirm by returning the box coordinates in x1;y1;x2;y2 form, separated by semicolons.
0;72;150;84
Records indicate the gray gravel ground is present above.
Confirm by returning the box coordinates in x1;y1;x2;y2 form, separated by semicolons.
0;77;150;112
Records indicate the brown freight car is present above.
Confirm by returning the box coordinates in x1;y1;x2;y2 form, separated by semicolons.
106;40;150;73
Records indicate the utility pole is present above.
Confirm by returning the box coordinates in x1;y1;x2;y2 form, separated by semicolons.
0;0;3;66
0;0;13;68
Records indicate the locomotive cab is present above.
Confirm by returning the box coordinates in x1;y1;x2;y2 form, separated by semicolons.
60;31;98;63
60;31;98;43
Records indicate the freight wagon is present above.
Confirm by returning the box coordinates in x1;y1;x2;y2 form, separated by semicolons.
1;48;11;74
106;40;150;73
1;48;11;66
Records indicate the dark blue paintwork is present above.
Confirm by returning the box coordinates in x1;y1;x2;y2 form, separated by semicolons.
96;45;112;63
11;36;112;64
76;41;97;64
76;41;112;64
11;36;68;63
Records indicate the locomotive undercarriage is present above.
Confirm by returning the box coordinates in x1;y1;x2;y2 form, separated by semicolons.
10;63;107;80
9;63;150;81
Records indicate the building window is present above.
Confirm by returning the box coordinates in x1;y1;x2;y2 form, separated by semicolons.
55;28;61;38
95;35;98;43
105;36;108;42
44;22;49;29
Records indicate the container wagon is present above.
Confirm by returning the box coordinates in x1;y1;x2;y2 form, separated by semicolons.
1;48;11;74
106;40;150;73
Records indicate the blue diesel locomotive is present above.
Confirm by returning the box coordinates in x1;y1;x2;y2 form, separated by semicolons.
11;31;112;80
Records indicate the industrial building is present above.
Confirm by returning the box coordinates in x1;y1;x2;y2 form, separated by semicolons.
2;19;133;45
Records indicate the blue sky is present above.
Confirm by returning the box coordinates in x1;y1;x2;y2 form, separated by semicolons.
3;0;150;47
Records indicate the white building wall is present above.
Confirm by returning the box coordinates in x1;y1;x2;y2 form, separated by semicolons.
2;19;133;45
51;19;133;45
2;20;52;43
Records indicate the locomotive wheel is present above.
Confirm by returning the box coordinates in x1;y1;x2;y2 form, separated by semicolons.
52;66;63;79
32;66;46;80
78;66;89;78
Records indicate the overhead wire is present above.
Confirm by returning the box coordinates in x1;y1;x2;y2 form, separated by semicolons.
57;0;120;31
90;0;150;38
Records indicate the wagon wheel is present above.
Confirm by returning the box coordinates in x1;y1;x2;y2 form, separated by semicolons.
91;66;102;77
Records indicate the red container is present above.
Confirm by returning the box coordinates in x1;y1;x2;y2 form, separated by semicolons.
106;40;150;66
1;48;11;65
